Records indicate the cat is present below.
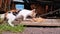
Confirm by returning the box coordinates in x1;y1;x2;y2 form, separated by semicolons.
16;9;36;20
5;11;16;27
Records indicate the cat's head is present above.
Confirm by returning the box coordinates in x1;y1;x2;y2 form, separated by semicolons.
8;10;20;16
31;9;36;18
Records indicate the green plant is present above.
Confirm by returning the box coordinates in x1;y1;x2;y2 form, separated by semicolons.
0;23;25;33
0;14;26;33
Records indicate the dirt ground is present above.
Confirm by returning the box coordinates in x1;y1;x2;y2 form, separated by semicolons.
2;27;60;34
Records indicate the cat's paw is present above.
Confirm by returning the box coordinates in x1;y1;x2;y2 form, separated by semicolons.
10;24;14;27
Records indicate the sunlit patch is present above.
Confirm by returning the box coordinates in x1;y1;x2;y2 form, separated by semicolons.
0;14;5;23
31;17;45;23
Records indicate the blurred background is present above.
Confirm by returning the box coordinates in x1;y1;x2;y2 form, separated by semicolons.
0;0;60;19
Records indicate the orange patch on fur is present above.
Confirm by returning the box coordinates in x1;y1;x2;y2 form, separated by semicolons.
32;17;45;22
5;10;16;18
11;10;17;12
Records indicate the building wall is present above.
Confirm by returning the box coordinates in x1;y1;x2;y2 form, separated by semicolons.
0;0;11;13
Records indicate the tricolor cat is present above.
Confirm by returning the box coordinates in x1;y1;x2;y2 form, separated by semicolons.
6;12;16;27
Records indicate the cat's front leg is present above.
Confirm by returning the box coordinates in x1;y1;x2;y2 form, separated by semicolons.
23;15;30;20
8;19;14;27
23;16;26;20
7;17;15;27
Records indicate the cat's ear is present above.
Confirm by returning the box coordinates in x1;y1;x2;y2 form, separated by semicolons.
31;9;35;12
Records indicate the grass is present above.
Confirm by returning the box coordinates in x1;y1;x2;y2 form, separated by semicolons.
0;23;25;33
0;15;26;33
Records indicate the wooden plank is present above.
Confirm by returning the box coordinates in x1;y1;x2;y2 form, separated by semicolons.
20;19;60;26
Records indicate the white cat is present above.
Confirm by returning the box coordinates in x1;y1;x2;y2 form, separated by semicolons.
16;9;36;20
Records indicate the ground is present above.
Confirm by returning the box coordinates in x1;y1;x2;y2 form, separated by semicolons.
1;18;60;34
2;27;60;34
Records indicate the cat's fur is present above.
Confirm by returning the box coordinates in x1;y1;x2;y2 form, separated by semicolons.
6;12;16;27
16;9;36;20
